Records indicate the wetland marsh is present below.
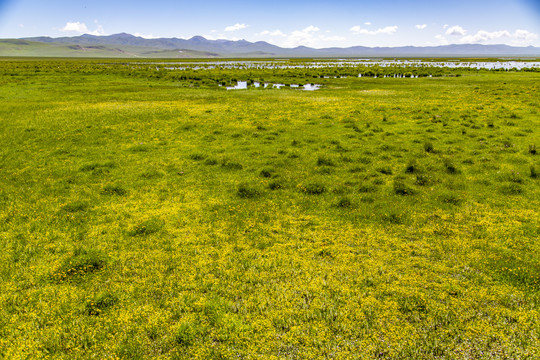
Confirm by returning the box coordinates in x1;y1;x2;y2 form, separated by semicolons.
0;58;539;359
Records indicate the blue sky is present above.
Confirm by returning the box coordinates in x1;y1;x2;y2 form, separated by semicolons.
0;0;539;48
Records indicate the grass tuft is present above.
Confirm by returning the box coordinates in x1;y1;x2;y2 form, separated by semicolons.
300;182;326;195
129;217;164;236
52;248;107;282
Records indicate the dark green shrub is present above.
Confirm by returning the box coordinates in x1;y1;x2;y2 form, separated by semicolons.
221;160;243;170
52;248;107;282
129;217;164;236
317;156;335;166
377;167;393;175
301;183;326;195
61;201;89;213
85;293;118;316
415;174;433;186
393;180;415;195
237;184;261;198
358;184;377;193
438;192;462;205
79;162;116;172
189;153;206;161
204;158;218;165
405;159;418;173
259;168;274;178
335;197;353;208
499;183;524;195
175;322;199;346
531;165;538;179
443;158;458;174
129;144;150;152
268;181;283;190
101;184;127;196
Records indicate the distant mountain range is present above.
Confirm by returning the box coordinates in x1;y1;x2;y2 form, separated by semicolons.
0;33;539;58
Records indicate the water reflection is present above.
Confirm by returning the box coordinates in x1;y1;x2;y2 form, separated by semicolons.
150;59;540;71
225;81;321;91
226;81;247;90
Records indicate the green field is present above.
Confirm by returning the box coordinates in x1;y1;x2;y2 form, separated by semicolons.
0;40;220;58
1;59;539;359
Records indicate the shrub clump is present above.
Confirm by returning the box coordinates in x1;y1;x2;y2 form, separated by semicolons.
530;165;538;179
175;322;200;346
61;201;89;213
499;183;524;195
405;159;419;173
259;168;275;178
377;167;393;175
300;182;326;195
393;180;415;195
101;184;127;196
221;160;243;170
358;183;377;193
443;158;458;174
268;181;284;190
85;293;118;316
237;183;261;198
424;142;435;153
51;248;107;282
129;217;164;236
189;153;206;161
317;156;335;167
415;174;434;186
203;158;218;165
438;192;462;205
335;197;353;208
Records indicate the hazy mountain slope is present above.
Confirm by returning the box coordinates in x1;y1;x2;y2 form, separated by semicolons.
5;33;540;58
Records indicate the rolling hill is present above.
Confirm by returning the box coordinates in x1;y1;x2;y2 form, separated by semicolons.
0;33;538;58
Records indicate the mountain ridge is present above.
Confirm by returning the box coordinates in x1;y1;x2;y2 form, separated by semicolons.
3;33;539;58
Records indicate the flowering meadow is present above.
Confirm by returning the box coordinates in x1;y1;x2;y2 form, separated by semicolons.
0;59;539;359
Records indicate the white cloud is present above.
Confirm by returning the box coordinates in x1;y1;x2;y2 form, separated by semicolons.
446;25;466;36
224;23;248;32
458;29;538;44
434;28;538;45
90;25;105;36
350;25;398;35
443;24;449;29
134;33;159;39
257;30;287;37
19;24;24;28
303;25;320;33
202;33;241;41
255;26;345;48
514;29;538;42
415;24;427;30
60;21;105;36
61;21;89;33
435;34;449;45
364;22;371;26
321;35;346;42
459;30;509;43
283;25;320;47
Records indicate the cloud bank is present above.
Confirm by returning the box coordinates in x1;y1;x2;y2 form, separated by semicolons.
437;25;538;45
225;23;248;32
60;21;105;36
350;25;398;35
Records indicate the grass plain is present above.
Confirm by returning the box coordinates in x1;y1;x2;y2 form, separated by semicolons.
0;59;539;359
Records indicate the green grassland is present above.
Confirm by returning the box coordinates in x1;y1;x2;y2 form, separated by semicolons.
0;40;219;58
0;59;539;359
